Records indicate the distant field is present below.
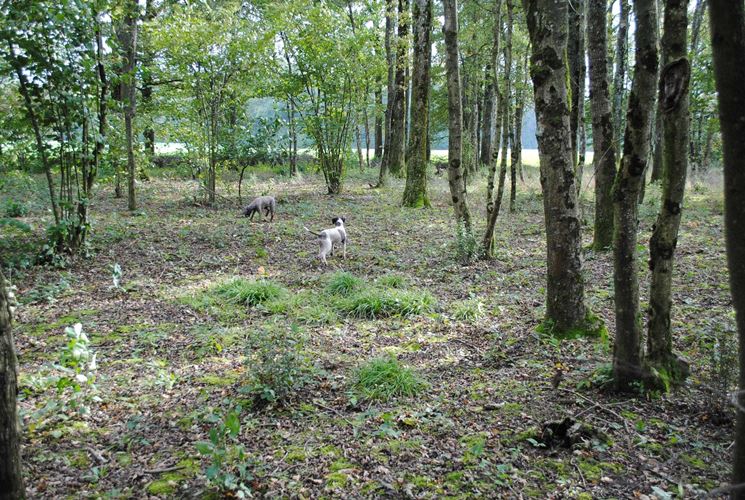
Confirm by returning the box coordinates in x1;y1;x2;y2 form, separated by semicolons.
154;143;594;169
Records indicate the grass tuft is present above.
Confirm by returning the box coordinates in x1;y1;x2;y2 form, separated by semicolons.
326;271;363;295
338;288;435;319
451;298;485;321
353;356;426;401
377;274;407;289
214;278;286;306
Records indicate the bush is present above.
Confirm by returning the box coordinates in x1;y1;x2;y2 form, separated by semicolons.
243;322;311;406
326;271;362;295
215;278;286;307
338;288;435;319
4;199;29;218
454;222;478;265
353;356;426;401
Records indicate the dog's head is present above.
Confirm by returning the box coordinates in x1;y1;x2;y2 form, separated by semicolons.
331;216;346;227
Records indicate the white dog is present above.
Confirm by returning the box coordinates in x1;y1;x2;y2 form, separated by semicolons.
304;217;347;265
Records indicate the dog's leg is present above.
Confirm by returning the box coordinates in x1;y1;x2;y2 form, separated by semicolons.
342;240;346;260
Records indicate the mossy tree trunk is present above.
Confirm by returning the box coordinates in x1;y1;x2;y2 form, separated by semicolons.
378;0;397;186
0;269;24;499
442;0;471;229
646;0;691;384
523;0;587;333
386;0;409;179
708;1;745;494
484;0;502;205
119;0;139;211
402;0;432;208
568;0;585;168
612;0;629;147
483;0;513;257
611;0;658;392
587;0;617;250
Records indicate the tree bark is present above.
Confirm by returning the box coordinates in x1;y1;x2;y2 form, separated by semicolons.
523;0;587;332
402;0;432;208
443;0;472;230
378;0;397;185
374;86;383;159
485;0;503;210
612;0;658;391
568;0;585;167
480;61;496;168
387;0;409;178
646;0;691;384
708;1;745;494
612;0;629;147
119;0;139;211
588;0;617;250
0;269;25;499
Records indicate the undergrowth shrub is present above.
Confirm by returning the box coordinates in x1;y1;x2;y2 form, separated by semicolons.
353;355;426;401
453;222;478;265
243;322;311;407
338;288;435;319
195;408;254;496
20;323;99;433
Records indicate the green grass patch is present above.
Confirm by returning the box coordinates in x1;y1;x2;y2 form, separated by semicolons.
326;271;363;295
451;298;486;321
352;356;426;401
338;288;435;319
377;274;407;289
214;278;286;306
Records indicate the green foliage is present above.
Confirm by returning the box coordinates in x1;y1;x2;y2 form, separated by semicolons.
353;356;426;401
338;288;436;319
214;278;287;307
195;409;254;496
326;271;362;295
243;322;311;406
4;199;29;218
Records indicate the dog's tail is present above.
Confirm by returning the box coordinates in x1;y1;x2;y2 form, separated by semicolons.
304;226;323;237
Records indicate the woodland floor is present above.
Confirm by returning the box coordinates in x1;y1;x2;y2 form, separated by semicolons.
2;164;736;499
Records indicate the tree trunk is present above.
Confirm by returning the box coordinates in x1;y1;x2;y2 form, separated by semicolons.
402;0;432;208
0;269;25;499
485;1;503;209
141;0;156;158
443;0;472;230
646;0;691;386
568;0;585;167
120;0;138;211
612;0;629;147
9;46;61;226
524;0;587;333
387;0;409;178
374;87;383;159
379;0;397;185
708;1;745;494
612;0;658;392
514;100;524;184
588;0;617;250
650;104;664;182
480;62;496;168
